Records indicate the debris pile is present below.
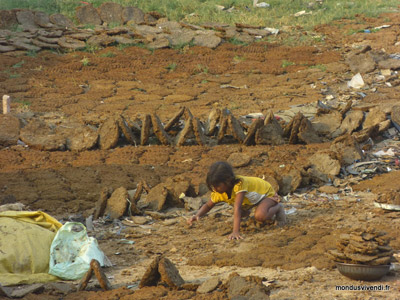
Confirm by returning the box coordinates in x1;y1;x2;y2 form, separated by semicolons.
328;229;394;265
0;6;276;53
375;189;400;205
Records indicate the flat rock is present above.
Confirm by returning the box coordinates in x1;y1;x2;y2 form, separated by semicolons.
0;115;20;147
228;114;245;143
66;31;93;40
255;123;285;145
99;118;120;150
242;28;270;37
279;169;302;195
19;119;65;150
330;134;364;165
0;45;16;52
346;53;376;74
193;32;221;48
132;25;163;37
65;125;98;151
11;40;41;51
378;58;400;70
205;108;221;136
0;10;18;29
336;110;364;136
49;14;75;28
391;105;400;129
157;21;181;31
16;10;38;29
105;186;128;219
32;39;59;49
87;34;115;47
158;257;184;288
167;30;195;47
312;111;342;135
58;36;86;50
144;183;169;211
234;32;254;44
118;116;138;145
99;2;123;24
94;187;110;219
297;117;322;144
243;118;263;146
227;153;251;168
227;274;269;300
123;7;145;24
76;4;102;25
175;117;193;146
192;117;206;145
147;36;170;49
363;107;386;128
139;256;162;288
113;36;136;45
140;114;151;145
309;151;341;177
11;283;44;298
197;277;221;293
34;11;53;28
151;113;171;145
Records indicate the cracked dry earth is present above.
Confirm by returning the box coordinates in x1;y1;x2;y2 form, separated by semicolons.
1;13;400;300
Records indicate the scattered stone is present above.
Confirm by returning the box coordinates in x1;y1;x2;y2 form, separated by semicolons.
363;107;386;129
10;283;44;298
0;45;17;52
158;257;185;288
65;125;98;151
226;273;269;300
193;32;221;48
183;196;205;211
279;169;302;195
334;110;364;137
308;151;341;177
140;256;162;288
20;119;65;151
0;10;18;29
352;124;379;143
99;2;124;24
140;114;152;145
227;153;251;168
197;277;221;293
76;4;102;25
346;52;376;74
312;111;342;135
378;58;400;70
147;36;170;49
0;115;20;147
144;183;169;211
99;118;120;150
318;185;339;194
330;134;364;165
151;113;172;145
49;14;75;28
167;30;195;47
123;7;145;24
105;186;128;219
32;39;60;49
57;36;86;50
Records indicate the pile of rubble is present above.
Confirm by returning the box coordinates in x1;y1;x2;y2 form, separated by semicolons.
0;4;275;53
328;229;394;265
376;189;400;205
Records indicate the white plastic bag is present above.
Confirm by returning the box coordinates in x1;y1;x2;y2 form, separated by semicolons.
49;222;107;280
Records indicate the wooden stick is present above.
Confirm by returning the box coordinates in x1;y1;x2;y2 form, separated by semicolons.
2;95;10;114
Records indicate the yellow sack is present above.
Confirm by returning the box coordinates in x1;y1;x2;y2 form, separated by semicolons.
0;211;62;286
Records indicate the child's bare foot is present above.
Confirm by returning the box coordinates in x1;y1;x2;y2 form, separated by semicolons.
275;203;286;227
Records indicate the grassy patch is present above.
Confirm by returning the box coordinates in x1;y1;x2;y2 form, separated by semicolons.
309;64;326;71
165;62;177;72
12;60;25;68
100;51;116;57
80;57;91;66
281;59;295;68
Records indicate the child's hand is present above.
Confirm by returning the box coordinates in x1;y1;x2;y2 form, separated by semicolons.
187;215;199;226
228;231;243;240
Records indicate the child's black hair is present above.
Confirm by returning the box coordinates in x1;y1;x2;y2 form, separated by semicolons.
206;161;240;191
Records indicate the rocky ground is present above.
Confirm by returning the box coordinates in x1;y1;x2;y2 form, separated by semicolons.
0;7;400;300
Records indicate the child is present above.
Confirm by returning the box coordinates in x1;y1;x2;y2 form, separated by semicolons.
187;161;286;240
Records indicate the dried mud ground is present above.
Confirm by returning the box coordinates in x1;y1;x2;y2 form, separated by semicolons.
1;13;400;299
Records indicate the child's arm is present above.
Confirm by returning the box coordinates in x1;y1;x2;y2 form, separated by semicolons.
229;192;245;240
187;200;215;225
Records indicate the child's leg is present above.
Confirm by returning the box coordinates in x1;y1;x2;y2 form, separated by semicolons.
254;197;286;226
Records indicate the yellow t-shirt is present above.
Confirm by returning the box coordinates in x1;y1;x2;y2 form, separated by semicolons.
210;175;275;207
